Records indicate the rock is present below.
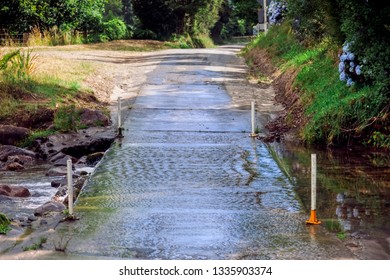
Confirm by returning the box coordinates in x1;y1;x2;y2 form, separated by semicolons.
0;185;31;197
79;109;110;127
8;155;34;165
0;125;30;146
28;215;38;222
86;152;105;166
45;166;68;177
6;162;24;171
49;152;67;163
53;155;77;167
34;201;66;216
51;178;67;188
0;145;36;162
76;156;87;165
61;137;114;158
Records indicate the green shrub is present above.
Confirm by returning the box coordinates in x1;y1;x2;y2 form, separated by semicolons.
19;129;56;148
338;0;390;93
54;105;81;132
286;0;342;45
102;18;127;41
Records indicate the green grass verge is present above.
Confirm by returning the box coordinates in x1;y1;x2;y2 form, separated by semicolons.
243;22;388;147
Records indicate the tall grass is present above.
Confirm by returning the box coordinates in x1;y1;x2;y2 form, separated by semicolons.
26;27;84;46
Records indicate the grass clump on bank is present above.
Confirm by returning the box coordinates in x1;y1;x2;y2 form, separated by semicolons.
0;213;11;235
243;22;389;148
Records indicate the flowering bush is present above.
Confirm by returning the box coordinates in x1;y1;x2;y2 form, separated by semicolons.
267;1;288;25
338;42;364;87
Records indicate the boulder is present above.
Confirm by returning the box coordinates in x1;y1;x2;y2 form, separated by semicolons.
0;125;30;146
6;162;24;171
79;109;110;127
86;152;105;166
51;178;67;188
52;155;77;167
7;155;34;165
61;137;114;158
0;185;31;197
34;201;66;216
0;145;36;162
45;166;68;177
49;152;68;163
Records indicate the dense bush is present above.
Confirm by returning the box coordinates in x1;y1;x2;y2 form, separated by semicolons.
102;18;127;41
286;0;342;44
338;0;390;94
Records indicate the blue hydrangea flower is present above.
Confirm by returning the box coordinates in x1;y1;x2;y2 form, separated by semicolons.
355;65;362;75
342;43;350;53
340;54;348;62
338;62;345;73
268;1;288;25
346;78;355;87
347;53;355;61
350;61;355;67
340;72;347;81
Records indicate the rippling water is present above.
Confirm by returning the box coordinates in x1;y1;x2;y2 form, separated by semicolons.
0;163;57;220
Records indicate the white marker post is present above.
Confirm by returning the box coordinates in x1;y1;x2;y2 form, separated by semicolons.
250;101;257;137
67;159;73;216
263;0;268;34
306;154;321;224
117;97;123;138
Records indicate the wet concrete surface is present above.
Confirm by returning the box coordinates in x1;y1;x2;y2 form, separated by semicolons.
48;47;357;260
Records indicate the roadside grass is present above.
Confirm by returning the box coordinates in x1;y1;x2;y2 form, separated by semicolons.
0;38;210;137
0;48;103;135
25;39;170;52
243;22;388;146
23;237;48;251
18;129;56;148
0;213;11;235
323;219;347;240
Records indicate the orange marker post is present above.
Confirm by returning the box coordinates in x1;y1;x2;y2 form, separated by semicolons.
306;154;321;225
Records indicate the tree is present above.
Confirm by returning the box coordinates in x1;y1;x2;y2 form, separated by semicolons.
0;0;105;33
122;0;134;25
132;0;225;38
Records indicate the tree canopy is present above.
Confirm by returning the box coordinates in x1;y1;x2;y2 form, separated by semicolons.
0;0;106;33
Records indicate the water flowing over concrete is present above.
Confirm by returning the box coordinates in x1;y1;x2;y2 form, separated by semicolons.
50;46;355;259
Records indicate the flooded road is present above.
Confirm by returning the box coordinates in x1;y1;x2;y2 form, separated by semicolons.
268;143;390;259
51;47;361;259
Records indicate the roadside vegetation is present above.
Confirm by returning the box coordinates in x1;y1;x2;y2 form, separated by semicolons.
0;47;101;134
0;212;11;235
243;0;389;149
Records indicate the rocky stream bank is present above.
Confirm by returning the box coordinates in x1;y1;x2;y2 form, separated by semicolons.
0;119;116;252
